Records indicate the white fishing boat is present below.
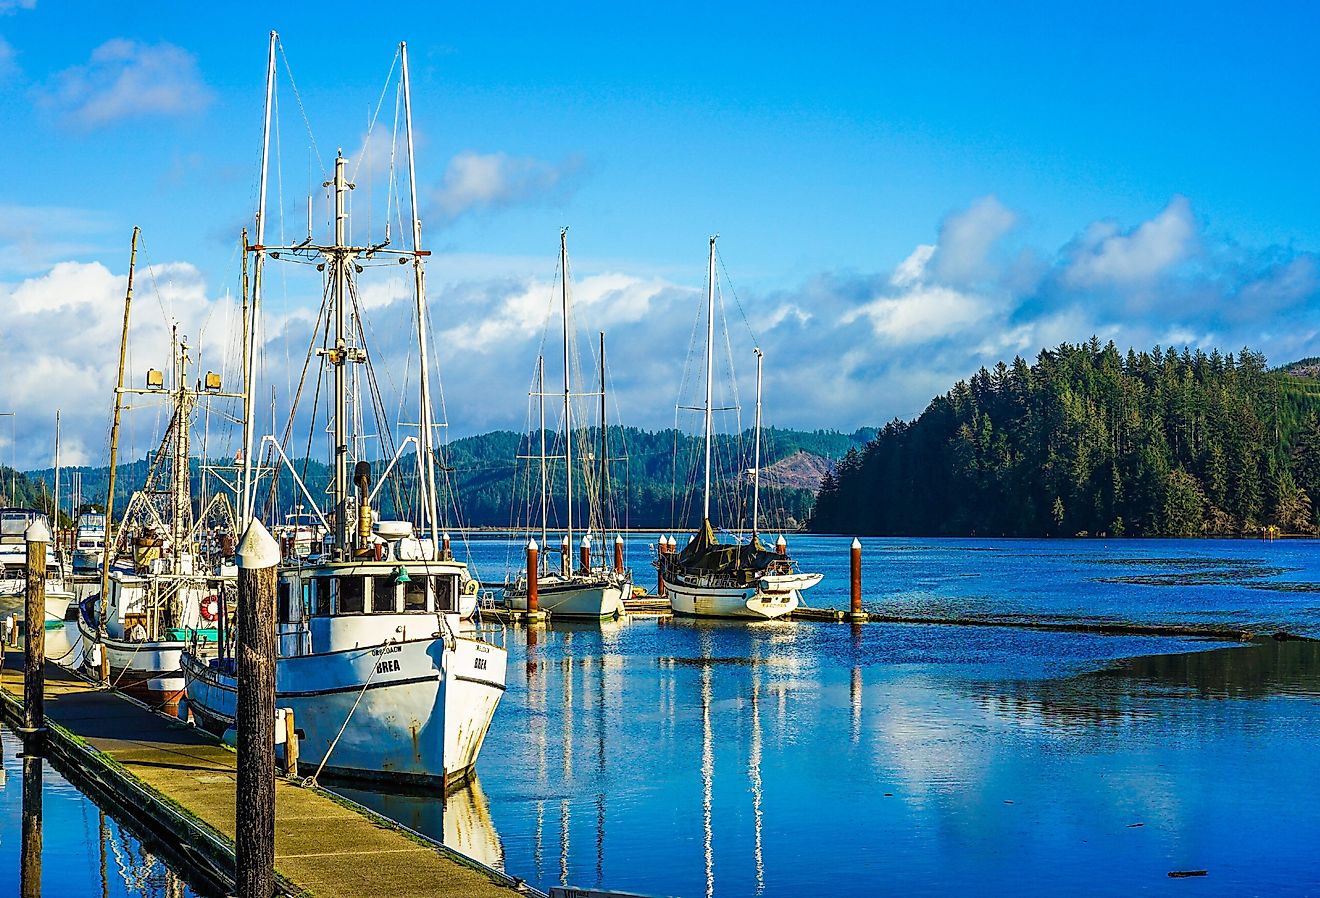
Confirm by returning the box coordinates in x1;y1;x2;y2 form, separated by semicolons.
658;237;822;620
183;35;506;787
0;508;76;624
505;231;629;619
71;512;107;574
76;315;239;710
271;509;327;560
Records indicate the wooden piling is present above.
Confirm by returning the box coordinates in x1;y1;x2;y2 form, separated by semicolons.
527;539;539;614
561;535;570;576
283;707;300;778
656;535;668;598
24;519;50;735
580;535;591;573
235;518;279;898
20;752;41;898
848;537;865;621
776;534;787;556
442;531;451;560
614;534;624;574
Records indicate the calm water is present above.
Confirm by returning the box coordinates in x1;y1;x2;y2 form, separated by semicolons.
0;723;206;897
345;535;1320;897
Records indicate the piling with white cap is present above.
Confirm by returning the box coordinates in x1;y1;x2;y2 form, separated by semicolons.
776;534;787;556
580;534;592;573
614;534;625;574
561;534;570;576
848;537;865;621
656;535;669;597
441;531;451;559
527;539;539;613
23;519;51;737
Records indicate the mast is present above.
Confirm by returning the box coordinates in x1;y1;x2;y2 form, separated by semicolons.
599;331;608;554
702;235;716;525
330;153;351;559
53;410;60;549
242;31;277;526
401;41;441;551
751;347;763;539
561;228;573;560
538;355;548;572
101;227;138;656
172;331;191;557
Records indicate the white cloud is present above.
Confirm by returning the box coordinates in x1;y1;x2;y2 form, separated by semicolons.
431;151;584;222
1064;195;1196;287
42;39;212;129
0;0;36;13
847;284;995;346
931;195;1018;284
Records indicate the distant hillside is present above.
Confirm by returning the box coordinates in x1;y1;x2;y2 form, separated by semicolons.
29;425;873;531
1281;357;1320;379
813;340;1320;537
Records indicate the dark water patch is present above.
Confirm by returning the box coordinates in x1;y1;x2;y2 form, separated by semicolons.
1248;581;1320;593
1095;565;1291;587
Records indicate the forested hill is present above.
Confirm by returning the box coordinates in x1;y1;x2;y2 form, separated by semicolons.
811;340;1320;538
0;467;60;517
30;426;874;531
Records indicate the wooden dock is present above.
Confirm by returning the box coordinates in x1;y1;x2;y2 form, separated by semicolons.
0;656;537;898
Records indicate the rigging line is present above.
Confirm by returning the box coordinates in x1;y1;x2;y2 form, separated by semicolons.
349;48;401;185
277;39;327;178
134;234;173;327
716;246;759;347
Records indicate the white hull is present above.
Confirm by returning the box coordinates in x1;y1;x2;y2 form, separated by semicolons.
183;634;506;785
505;578;627;618
0;588;75;624
663;572;821;620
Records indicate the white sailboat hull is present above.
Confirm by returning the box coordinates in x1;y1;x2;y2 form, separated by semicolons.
183;634;506;786
664;570;821;620
505;578;627;618
0;587;75;624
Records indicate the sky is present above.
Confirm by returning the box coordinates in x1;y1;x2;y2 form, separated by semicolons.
2;1;1319;469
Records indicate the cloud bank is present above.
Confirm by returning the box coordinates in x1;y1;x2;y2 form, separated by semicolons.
2;194;1317;470
41;39;212;129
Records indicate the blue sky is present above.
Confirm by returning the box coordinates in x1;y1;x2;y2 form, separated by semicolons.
2;1;1319;468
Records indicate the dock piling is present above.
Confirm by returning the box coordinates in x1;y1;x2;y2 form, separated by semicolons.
527;539;540;614
848;537;866;622
657;535;668;598
614;534;624;574
580;535;591;573
283;707;300;777
236;518;279;898
23;519;50;736
21;751;41;898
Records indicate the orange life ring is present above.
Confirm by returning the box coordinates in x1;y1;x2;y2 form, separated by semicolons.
200;595;220;622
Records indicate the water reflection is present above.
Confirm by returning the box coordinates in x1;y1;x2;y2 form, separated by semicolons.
22;749;41;898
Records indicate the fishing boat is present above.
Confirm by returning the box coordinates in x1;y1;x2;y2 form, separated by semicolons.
504;231;630;619
71;512;107;574
271;509;328;559
0;508;76;624
657;237;822;620
76;317;239;709
183;35;506;787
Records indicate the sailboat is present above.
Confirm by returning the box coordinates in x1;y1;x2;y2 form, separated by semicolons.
77;316;239;709
183;35;506;786
657;236;822;620
0;508;76;624
505;230;629;619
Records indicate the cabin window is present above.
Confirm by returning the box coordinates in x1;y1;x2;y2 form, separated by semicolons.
435;576;456;612
403;575;429;612
313;580;330;615
302;581;315;616
277;580;292;623
371;577;399;613
337;576;365;614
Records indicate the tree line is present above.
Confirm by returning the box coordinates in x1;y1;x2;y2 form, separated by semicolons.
811;339;1320;537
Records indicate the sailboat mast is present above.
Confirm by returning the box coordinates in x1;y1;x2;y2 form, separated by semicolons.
53;410;60;549
172;334;192;557
101;226;138;649
599;331;608;551
752;347;763;539
561;228;573;558
702;235;716;524
330;154;350;559
538;355;548;571
401;41;441;550
242;30;276;526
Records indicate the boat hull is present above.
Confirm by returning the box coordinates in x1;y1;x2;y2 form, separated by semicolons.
663;570;822;620
505;578;627;618
0;588;76;624
183;634;506;786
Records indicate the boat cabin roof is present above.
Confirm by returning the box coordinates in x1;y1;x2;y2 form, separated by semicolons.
0;508;49;542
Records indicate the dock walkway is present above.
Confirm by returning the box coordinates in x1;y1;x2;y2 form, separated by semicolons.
0;656;531;898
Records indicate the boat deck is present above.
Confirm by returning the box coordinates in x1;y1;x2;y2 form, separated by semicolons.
0;651;531;898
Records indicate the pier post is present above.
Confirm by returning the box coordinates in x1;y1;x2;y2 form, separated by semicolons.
441;531;451;560
23;519;50;736
283;707;300;778
561;535;570;576
656;535;668;598
527;539;539;614
614;535;624;574
580;535;591;573
848;537;865;622
236;518;279;898
21;752;42;898
776;535;786;556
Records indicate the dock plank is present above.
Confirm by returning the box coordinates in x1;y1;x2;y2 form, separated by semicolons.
0;657;529;898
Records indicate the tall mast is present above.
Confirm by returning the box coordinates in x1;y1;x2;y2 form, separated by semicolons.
538;355;548;571
401;41;441;551
172;332;193;557
599;331;608;550
330;153;351;559
561;228;573;558
242;31;277;526
53;409;60;549
751;347;763;539
702;235;716;525
101;227;138;655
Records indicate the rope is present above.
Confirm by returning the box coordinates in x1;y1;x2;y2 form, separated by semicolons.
277;40;327;179
304;649;381;787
